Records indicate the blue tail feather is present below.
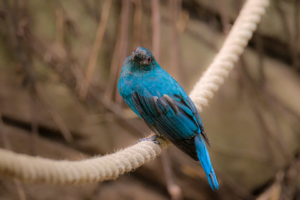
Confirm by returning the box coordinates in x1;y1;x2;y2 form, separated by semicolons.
195;134;219;191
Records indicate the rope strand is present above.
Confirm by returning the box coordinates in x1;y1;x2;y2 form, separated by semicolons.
189;0;269;111
0;0;269;184
0;138;169;184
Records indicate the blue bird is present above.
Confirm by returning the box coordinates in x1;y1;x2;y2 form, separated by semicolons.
118;47;219;191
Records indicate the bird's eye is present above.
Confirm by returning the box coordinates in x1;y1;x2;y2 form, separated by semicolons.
147;57;151;63
133;48;136;52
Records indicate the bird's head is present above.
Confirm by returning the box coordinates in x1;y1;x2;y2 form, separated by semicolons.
130;47;155;69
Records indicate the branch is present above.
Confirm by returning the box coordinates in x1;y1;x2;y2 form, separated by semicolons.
80;0;112;99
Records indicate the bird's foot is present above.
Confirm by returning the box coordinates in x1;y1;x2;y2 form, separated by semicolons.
138;135;160;144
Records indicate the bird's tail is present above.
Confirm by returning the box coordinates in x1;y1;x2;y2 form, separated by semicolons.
195;134;219;191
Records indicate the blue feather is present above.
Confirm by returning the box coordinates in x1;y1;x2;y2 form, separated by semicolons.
195;134;219;191
118;47;219;191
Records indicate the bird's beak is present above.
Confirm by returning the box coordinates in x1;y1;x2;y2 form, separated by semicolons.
131;48;149;65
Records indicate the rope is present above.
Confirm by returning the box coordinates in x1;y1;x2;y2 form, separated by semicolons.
0;0;269;184
189;0;269;112
0;137;169;184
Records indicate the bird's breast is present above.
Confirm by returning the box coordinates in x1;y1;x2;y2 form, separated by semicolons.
119;68;177;97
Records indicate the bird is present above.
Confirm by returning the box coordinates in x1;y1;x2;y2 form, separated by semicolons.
118;47;219;191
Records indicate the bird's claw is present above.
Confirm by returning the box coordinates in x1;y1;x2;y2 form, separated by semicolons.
138;135;160;145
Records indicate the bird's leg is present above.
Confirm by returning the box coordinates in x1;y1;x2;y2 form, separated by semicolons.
138;134;161;144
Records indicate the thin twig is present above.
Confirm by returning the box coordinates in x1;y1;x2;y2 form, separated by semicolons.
216;0;230;34
236;63;276;166
256;171;283;200
79;0;100;22
132;0;142;48
168;0;181;81
274;0;298;69
151;0;161;62
115;0;130;105
266;91;300;123
35;83;73;143
294;0;299;69
239;58;294;164
104;0;130;105
182;165;255;199
29;87;39;155
176;10;189;34
0;112;11;150
254;30;265;86
14;181;27;200
80;0;112;99
27;30;144;137
161;151;182;200
154;10;219;52
103;35;121;104
55;6;64;47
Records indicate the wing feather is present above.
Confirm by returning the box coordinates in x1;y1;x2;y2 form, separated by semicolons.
131;91;209;160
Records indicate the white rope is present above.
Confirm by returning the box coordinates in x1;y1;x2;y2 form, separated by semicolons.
0;0;269;184
189;0;269;111
0;137;169;184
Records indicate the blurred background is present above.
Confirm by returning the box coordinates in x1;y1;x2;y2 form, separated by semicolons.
0;0;300;199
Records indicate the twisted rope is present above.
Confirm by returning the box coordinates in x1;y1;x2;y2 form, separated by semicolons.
0;0;269;184
0;137;169;184
189;0;269;111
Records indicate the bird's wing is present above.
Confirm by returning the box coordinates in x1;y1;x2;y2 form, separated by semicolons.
131;91;210;160
174;94;210;146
